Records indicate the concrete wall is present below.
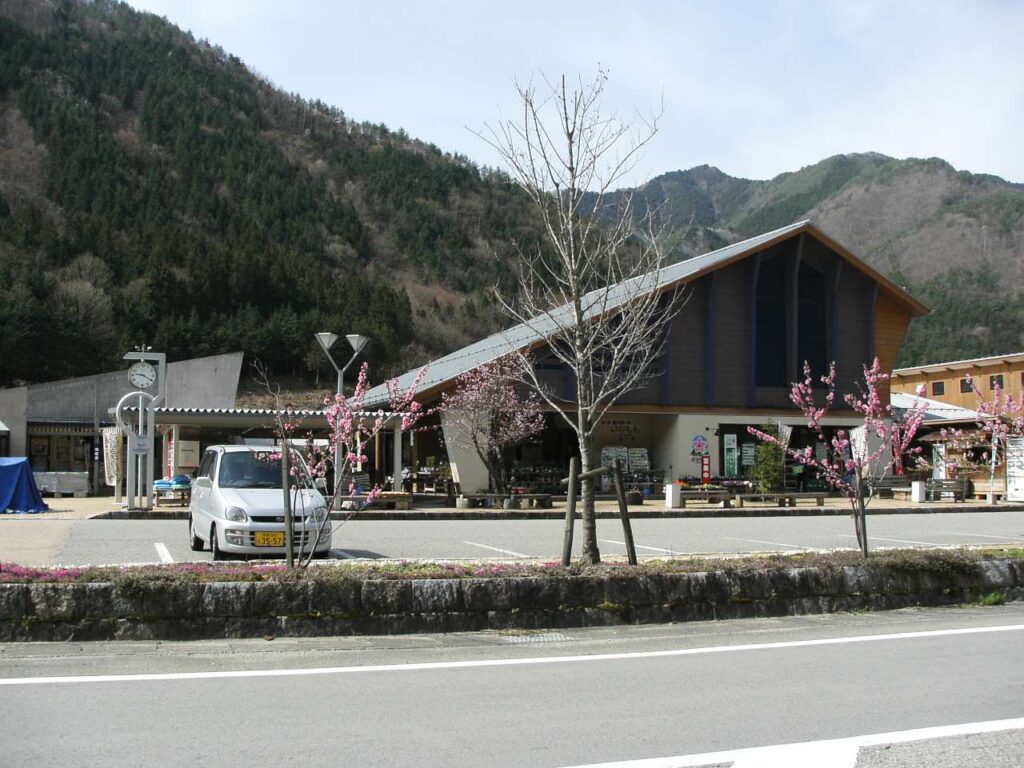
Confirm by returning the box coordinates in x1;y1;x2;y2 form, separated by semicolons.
439;410;490;493
0;386;27;456
165;352;244;409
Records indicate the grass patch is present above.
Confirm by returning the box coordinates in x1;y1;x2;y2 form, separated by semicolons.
965;591;1007;607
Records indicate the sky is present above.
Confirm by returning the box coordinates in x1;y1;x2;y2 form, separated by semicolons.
126;1;1024;186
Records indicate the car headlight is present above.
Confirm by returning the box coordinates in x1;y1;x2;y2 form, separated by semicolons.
312;505;328;523
225;506;248;522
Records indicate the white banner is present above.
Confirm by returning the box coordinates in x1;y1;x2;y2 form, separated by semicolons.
101;427;120;487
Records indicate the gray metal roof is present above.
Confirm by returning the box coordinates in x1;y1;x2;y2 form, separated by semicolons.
890;392;980;424
892;351;1024;376
366;220;922;406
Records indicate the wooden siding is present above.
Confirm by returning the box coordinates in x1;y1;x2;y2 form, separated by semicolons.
874;290;912;401
892;359;1024;409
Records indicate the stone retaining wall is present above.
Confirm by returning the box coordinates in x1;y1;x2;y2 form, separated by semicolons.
2;560;1022;641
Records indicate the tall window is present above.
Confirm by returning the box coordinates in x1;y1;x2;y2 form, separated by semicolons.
797;263;827;376
755;256;787;386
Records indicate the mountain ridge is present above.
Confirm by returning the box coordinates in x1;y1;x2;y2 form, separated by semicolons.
1;0;1022;386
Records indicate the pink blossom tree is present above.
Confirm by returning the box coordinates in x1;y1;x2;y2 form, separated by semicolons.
262;362;427;568
961;373;1024;502
442;356;546;494
748;358;928;558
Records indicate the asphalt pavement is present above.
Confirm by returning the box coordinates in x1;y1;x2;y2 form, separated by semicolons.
1;604;1022;767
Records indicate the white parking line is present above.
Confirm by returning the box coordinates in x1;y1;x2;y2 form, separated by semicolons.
153;543;174;564
461;540;530;558
556;717;1024;767
724;536;817;551
1;624;1020;686
840;534;942;546
601;539;677;555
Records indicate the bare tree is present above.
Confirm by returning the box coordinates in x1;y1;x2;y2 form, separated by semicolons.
479;72;683;563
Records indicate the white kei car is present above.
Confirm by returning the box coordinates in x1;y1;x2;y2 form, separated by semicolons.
188;445;331;560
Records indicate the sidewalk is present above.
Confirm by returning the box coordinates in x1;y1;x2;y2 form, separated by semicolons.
7;494;1022;521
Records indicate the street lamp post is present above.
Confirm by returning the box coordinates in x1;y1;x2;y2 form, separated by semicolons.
315;332;369;503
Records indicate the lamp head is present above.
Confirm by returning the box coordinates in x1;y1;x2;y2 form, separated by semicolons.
346;334;369;354
315;332;339;353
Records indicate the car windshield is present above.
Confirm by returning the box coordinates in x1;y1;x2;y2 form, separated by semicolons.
217;451;283;489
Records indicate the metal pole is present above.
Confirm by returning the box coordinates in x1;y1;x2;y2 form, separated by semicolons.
334;368;342;505
561;457;578;566
282;443;294;569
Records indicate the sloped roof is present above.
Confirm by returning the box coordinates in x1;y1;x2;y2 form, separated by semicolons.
893;351;1024;377
890;392;980;424
367;220;928;406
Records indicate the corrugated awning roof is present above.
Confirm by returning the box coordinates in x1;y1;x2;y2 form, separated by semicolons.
366;220;929;406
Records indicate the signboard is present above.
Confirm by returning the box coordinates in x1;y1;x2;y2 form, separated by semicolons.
628;448;649;472
724;434;738;477
701;455;711;484
741;443;756;467
601;445;630;470
1007;437;1024;502
176;440;201;468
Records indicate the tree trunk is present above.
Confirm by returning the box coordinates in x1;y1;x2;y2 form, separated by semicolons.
578;432;601;563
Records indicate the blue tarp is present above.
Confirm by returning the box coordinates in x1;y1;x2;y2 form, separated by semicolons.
0;458;48;514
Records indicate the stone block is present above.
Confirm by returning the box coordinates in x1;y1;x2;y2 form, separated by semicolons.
309;580;360;615
411;579;462;613
254;580;311;616
28;584;88;621
462;578;513;612
201;582;255;618
362;579;412;614
0;584;27;620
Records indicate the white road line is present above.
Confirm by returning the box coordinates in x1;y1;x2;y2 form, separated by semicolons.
556;717;1024;768
839;534;942;546
958;532;1024;542
153;543;174;564
724;536;817;551
461;540;530;558
2;623;1020;686
601;539;677;555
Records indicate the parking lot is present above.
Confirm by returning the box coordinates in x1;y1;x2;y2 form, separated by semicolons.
2;499;1022;565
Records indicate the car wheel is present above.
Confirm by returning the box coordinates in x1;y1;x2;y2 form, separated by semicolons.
211;524;224;561
312;549;330;560
188;515;205;552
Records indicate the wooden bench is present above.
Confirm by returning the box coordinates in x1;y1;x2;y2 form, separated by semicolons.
339;492;412;510
734;491;826;508
457;493;553;509
866;477;913;499
926;478;968;502
673;489;734;508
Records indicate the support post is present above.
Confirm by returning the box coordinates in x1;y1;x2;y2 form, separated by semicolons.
282;443;294;569
392;421;402;492
561;457;578;566
612;458;638;565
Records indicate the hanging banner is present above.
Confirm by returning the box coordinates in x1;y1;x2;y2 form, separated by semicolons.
101;427;119;487
724;434;738;477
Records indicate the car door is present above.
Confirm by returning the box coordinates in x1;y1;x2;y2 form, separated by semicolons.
190;449;218;535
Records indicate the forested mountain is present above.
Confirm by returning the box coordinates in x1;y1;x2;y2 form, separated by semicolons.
610;155;1024;366
0;0;536;386
1;0;1022;389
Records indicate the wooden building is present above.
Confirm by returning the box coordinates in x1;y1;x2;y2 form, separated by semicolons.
368;221;929;493
891;352;1024;410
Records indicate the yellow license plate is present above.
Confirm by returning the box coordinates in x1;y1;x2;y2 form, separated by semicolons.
254;531;285;547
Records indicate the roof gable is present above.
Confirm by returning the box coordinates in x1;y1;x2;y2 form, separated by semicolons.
367;221;928;404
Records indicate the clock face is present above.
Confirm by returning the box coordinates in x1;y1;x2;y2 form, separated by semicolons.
128;361;157;389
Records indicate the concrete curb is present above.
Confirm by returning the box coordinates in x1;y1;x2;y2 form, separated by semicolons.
97;503;1024;521
2;559;1021;641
